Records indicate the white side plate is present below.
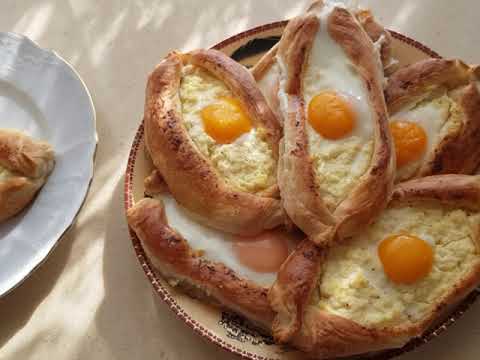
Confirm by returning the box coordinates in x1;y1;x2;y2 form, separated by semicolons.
0;32;97;297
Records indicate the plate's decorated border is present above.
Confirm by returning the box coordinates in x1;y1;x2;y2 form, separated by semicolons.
389;30;441;59
124;21;478;360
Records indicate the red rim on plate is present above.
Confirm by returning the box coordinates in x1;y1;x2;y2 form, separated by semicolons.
124;21;479;360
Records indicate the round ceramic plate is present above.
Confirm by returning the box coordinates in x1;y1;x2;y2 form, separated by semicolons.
125;22;480;360
0;32;97;297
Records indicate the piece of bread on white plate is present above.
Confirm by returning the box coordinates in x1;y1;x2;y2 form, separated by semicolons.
385;58;480;182
144;49;284;236
0;129;55;222
274;0;395;245
270;174;480;358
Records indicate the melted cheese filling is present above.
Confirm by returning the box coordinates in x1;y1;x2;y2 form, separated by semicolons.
316;203;480;327
179;65;276;193
392;94;463;181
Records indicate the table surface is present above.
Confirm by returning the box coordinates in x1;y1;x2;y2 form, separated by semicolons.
1;1;479;359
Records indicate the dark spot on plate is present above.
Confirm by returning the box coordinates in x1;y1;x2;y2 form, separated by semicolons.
230;36;281;63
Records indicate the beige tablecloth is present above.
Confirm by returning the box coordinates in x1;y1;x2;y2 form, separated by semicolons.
1;1;479;359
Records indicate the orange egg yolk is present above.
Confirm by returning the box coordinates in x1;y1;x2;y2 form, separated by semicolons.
390;120;427;167
201;97;252;144
378;234;434;285
232;229;290;273
308;91;356;139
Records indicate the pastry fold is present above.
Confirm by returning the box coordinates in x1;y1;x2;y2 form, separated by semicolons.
0;129;55;222
386;59;480;181
275;1;394;245
144;49;283;236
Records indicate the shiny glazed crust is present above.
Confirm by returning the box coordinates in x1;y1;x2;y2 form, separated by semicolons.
354;9;394;73
0;129;55;222
386;59;480;178
276;2;395;245
144;49;284;236
270;175;480;358
127;197;274;328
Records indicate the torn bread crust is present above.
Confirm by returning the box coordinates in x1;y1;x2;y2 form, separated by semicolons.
127;198;275;328
354;9;395;74
270;175;480;358
0;129;55;222
251;43;282;126
144;49;284;236
276;2;394;246
144;169;169;196
268;239;325;341
251;6;394;130
386;59;480;180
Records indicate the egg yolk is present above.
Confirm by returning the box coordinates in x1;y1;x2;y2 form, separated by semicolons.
378;234;434;285
308;91;356;139
232;229;290;273
201;97;252;144
390;121;427;167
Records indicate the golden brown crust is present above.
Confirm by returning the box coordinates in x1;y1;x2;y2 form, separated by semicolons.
144;169;169;196
0;129;54;222
385;59;471;113
386;59;480;178
292;307;411;359
354;9;394;72
127;198;275;328
270;175;480;358
268;239;323;342
144;49;284;236
251;43;278;83
0;176;45;222
0;129;54;178
392;174;480;210
276;4;394;245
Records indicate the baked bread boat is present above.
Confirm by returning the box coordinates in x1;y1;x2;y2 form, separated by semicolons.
127;195;302;329
0;129;55;222
275;0;395;245
386;59;480;182
252;8;395;128
270;174;480;358
144;49;284;236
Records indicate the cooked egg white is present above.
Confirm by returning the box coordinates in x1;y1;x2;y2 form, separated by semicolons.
278;2;375;208
392;94;463;181
257;61;280;111
315;203;480;327
179;65;276;193
156;194;293;286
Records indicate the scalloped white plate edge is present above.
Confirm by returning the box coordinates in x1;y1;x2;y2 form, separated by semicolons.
0;32;97;298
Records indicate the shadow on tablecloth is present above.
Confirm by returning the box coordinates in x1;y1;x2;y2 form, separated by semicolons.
0;221;75;348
